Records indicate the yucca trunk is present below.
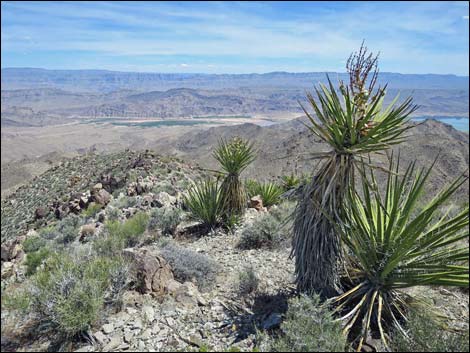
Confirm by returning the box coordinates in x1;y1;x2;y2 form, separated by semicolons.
292;153;355;297
220;173;246;217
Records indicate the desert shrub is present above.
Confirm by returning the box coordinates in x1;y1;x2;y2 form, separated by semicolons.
238;266;259;296
38;225;60;240
238;212;288;250
83;202;102;218
25;247;52;276
246;180;283;207
55;215;84;244
257;294;346;352
184;179;224;229
23;235;47;253
1;287;31;313
148;206;183;235
159;242;219;289
152;181;176;196
109;212;149;245
390;310;469;352
106;206;121;221
30;252;130;337
110;195;137;209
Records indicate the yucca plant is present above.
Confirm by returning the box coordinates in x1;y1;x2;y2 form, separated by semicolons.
184;179;224;230
292;44;418;296
213;137;256;218
246;180;284;207
281;173;301;191
333;156;469;351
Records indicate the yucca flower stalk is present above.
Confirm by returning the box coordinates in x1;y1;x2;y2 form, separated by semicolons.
292;44;418;297
333;156;469;351
213;137;256;219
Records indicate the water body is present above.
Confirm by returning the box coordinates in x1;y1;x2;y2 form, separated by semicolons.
411;117;468;132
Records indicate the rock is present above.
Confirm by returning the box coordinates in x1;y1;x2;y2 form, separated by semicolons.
102;323;114;334
79;224;96;242
103;335;121;351
249;195;263;211
93;331;107;345
174;282;200;308
122;247;174;297
155;192;177;208
140;328;152;340
262;312;282;330
93;189;112;206
165;279;182;295
74;345;94;352
188;334;204;348
1;261;14;279
1;240;23;262
142;305;155;322
124;331;134;343
93;183;103;192
34;207;48;220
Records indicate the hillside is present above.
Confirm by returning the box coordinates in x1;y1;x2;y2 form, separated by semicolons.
154;118;469;199
1;145;468;352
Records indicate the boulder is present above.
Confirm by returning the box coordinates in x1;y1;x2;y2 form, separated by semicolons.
1;261;14;279
79;224;97;242
249;195;264;211
93;189;112;206
155;192;177;208
122;247;174;297
1;240;23;262
34;207;48;220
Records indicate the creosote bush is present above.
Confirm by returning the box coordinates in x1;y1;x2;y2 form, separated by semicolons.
25;247;52;276
257;294;347;352
159;242;219;289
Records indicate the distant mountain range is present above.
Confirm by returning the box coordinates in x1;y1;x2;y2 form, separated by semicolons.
2;68;469;91
1;68;468;126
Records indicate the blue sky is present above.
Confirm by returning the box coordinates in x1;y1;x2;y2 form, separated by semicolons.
1;1;469;75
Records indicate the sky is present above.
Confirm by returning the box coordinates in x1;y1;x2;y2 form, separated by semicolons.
1;1;469;75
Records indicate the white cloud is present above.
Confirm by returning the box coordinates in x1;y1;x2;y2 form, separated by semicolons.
463;15;469;20
180;63;188;67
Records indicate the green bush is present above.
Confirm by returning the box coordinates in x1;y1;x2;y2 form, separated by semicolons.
1;287;31;313
94;212;149;255
238;266;259;296
159;242;219;289
390;310;469;352
246;180;283;207
30;253;130;337
257;294;346;352
237;212;289;249
38;225;60;240
25;247;52;276
83;202;102;218
280;174;301;191
148;206;183;235
23;236;47;253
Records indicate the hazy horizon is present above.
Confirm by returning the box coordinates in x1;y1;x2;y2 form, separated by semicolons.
2;67;469;77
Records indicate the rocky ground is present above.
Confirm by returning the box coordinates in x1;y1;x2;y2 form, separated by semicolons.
1;150;468;352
